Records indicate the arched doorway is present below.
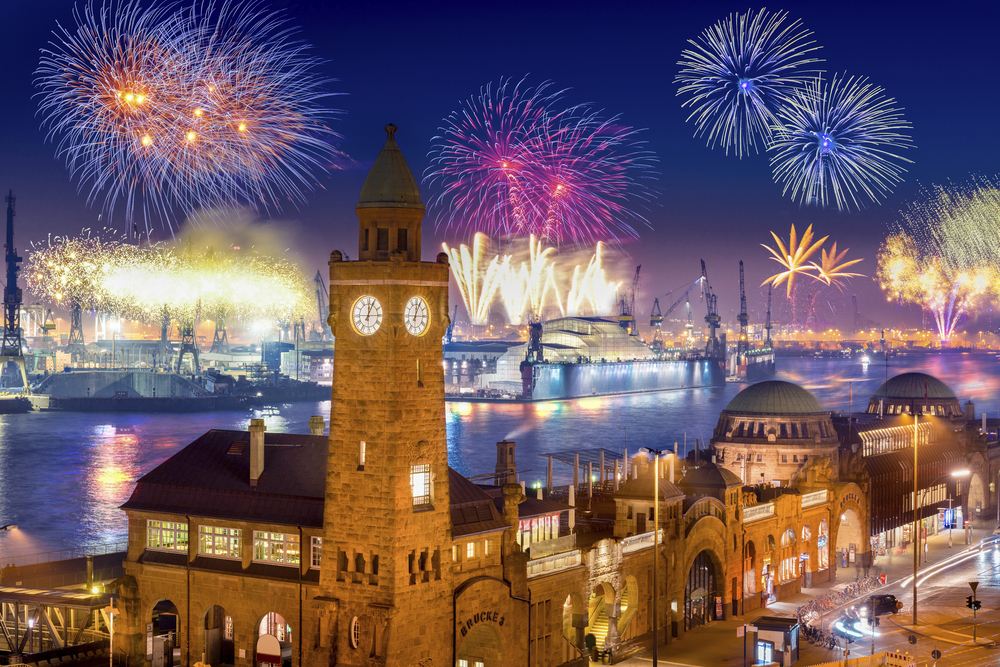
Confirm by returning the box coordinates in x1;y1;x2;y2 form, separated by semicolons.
836;509;862;572
742;540;757;611
587;582;615;649
685;550;716;630
457;623;504;667
618;576;639;639
256;612;291;667
148;599;180;664
205;605;234;667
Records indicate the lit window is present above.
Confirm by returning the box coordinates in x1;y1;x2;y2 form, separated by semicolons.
484;539;492;556
147;520;189;552
411;464;431;507
252;532;300;565
198;526;241;558
349;617;360;649
467;542;476;559
310;536;322;569
452;545;458;562
359;441;366;469
459;661;469;667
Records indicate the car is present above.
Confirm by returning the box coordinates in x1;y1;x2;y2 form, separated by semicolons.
864;594;902;616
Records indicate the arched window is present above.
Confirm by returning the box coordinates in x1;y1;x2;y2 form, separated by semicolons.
802;525;812;542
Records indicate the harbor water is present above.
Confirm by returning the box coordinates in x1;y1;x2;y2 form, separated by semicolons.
1;353;999;559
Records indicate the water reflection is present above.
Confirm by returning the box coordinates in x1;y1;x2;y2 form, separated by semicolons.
0;354;997;556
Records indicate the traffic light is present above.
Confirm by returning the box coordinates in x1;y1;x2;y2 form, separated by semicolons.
973;600;982;611
966;595;974;609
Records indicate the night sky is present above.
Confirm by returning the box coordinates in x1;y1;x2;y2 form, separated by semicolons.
2;0;998;331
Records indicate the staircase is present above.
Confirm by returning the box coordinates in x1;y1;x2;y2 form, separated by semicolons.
588;594;610;648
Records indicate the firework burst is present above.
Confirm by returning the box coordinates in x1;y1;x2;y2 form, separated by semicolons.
877;181;1000;340
769;73;913;211
675;8;822;158
35;0;342;230
425;77;656;247
26;230;312;325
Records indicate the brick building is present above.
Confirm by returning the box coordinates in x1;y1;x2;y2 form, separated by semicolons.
110;125;854;667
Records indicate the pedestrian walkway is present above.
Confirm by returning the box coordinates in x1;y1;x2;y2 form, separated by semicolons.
613;526;993;666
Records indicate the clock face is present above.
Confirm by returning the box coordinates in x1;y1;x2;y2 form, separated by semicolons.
352;296;382;335
404;296;430;336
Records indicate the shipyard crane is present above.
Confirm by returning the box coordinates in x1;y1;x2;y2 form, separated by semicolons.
649;298;664;354
737;260;749;361
700;260;722;359
765;283;773;347
314;270;332;341
617;265;641;335
0;191;27;391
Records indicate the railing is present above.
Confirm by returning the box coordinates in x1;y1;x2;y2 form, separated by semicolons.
742;502;775;523
801;490;828;508
621;529;662;555
2;542;128;568
526;549;582;579
530;533;577;559
804;651;915;667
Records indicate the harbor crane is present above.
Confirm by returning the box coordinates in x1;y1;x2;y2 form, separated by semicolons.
314;270;332;341
700;260;722;359
765;283;773;347
0;191;27;391
649;298;664;353
737;260;749;361
617;265;641;335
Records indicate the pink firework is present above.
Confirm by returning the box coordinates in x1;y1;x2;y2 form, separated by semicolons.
425;77;657;247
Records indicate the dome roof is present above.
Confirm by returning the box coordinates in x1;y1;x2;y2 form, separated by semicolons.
679;462;743;489
614;472;684;501
723;381;826;415
357;124;424;210
872;372;956;400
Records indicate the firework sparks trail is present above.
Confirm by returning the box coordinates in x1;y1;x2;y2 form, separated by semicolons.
761;224;828;297
425;77;657;247
769;73;913;211
762;224;864;328
35;0;342;231
877;181;1000;340
443;235;621;326
442;233;504;326
26;231;312;326
675;8;822;158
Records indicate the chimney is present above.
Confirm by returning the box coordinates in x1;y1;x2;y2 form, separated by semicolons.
495;440;517;486
250;418;266;486
309;416;325;436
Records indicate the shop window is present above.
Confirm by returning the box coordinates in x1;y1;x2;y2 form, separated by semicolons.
756;640;773;664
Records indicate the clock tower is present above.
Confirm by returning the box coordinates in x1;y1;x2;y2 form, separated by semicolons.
319;125;452;665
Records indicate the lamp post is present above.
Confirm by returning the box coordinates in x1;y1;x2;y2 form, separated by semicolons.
638;446;668;667
0;524;17;585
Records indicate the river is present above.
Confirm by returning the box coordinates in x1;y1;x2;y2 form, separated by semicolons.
1;352;998;559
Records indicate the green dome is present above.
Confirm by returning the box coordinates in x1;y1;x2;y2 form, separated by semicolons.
357;124;424;210
872;372;956;400
724;381;826;415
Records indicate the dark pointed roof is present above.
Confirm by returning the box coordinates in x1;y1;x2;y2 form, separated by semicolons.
357;124;424;210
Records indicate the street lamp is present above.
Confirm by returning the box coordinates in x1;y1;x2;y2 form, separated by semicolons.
0;524;17;585
637;447;667;667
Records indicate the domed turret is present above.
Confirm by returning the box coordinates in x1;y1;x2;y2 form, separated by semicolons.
356;124;425;262
865;372;963;419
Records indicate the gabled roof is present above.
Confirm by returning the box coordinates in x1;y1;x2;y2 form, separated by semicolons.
122;428;508;536
449;469;509;537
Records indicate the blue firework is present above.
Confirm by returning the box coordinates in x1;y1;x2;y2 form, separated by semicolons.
769;73;913;211
675;8;822;158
